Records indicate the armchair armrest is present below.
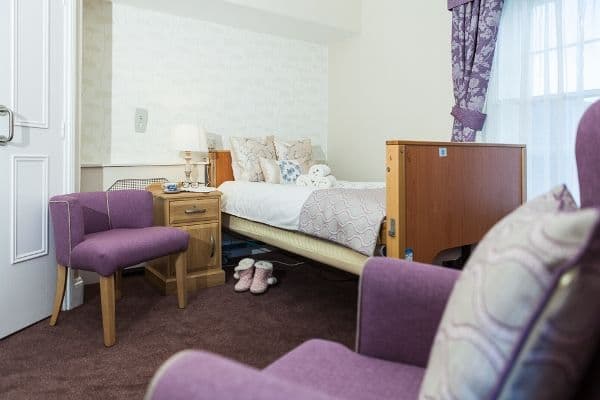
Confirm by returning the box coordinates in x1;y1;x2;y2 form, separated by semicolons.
356;257;459;367
145;351;336;400
49;195;85;267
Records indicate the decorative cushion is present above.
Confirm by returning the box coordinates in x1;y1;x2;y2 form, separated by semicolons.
419;185;600;400
259;158;281;184
230;136;277;182
279;160;302;185
274;138;313;173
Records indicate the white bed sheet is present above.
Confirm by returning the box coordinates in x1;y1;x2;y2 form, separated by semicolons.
219;181;316;231
219;180;385;232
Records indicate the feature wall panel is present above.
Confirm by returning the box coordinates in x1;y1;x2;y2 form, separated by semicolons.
11;156;49;264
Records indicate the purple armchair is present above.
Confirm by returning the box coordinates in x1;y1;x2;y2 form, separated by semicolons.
145;259;458;400
145;101;600;400
49;190;190;347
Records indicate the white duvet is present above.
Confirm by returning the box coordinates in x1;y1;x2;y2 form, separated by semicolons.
219;181;385;232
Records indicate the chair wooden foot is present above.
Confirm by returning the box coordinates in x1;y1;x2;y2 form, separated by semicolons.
115;269;122;300
50;265;68;326
99;274;116;347
174;252;187;309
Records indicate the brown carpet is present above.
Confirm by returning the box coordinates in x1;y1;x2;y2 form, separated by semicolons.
0;253;358;399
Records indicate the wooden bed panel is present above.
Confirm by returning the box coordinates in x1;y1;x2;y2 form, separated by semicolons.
208;150;234;187
386;141;526;263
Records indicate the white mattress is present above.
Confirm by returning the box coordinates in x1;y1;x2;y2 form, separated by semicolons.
219;181;385;232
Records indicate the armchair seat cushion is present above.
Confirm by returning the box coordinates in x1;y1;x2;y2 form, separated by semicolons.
265;339;425;400
70;227;189;276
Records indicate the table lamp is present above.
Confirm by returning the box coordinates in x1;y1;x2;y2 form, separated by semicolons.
171;124;209;187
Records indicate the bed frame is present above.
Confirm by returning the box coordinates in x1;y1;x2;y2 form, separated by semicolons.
209;141;526;272
386;141;526;263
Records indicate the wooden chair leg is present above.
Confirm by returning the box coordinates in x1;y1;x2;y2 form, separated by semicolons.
115;269;122;300
49;265;68;326
174;252;187;309
99;274;116;347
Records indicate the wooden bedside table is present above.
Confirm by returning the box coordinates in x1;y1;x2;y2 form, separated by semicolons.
145;184;225;294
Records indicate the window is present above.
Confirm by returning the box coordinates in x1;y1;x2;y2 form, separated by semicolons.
483;0;600;202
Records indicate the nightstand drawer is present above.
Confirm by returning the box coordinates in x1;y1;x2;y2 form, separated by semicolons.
169;198;219;225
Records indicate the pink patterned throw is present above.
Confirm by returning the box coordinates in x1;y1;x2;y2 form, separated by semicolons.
298;188;385;256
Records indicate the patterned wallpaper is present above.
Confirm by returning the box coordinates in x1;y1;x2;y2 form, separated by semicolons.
81;2;329;165
81;0;112;164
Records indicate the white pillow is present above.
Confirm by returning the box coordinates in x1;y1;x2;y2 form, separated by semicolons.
229;136;276;182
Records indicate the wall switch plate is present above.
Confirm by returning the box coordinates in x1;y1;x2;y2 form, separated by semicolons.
438;147;448;157
135;108;148;133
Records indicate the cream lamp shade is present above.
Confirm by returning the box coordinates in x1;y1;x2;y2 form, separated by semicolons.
170;124;209;152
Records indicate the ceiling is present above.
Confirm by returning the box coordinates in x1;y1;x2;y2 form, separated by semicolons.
110;0;361;44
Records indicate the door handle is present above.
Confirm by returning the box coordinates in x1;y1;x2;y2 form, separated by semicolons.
210;234;215;258
0;105;15;146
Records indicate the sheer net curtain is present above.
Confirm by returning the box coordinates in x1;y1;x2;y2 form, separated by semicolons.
482;0;600;202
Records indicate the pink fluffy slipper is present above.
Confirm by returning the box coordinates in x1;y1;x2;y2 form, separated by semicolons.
250;261;277;295
234;258;255;292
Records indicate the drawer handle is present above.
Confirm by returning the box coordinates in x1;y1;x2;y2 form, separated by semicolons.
210;234;215;258
185;207;207;215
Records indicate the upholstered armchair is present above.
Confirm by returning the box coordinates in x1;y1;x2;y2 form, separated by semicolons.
145;258;458;400
49;190;190;347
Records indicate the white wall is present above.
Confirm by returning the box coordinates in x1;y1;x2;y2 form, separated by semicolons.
81;1;328;168
328;0;454;181
82;0;454;184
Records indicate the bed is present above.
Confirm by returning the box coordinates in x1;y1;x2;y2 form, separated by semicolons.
209;141;526;275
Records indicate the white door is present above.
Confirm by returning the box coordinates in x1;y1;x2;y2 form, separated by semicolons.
0;0;75;338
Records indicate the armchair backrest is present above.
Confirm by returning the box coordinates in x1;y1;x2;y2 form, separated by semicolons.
76;190;154;233
49;190;154;266
576;100;600;208
575;100;600;398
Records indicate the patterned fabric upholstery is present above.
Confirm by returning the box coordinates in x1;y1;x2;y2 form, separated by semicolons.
230;136;277;182
278;160;302;184
449;0;504;142
420;185;600;400
274;138;313;173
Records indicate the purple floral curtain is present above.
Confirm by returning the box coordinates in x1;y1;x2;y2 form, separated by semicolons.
449;0;504;142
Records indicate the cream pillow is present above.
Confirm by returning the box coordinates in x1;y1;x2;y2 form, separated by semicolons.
259;158;281;184
419;185;600;400
259;158;304;185
229;136;276;182
274;138;313;173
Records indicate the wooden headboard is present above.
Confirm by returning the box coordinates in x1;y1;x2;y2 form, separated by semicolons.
208;150;234;187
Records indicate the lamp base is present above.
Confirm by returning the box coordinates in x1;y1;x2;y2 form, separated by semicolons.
183;151;193;187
